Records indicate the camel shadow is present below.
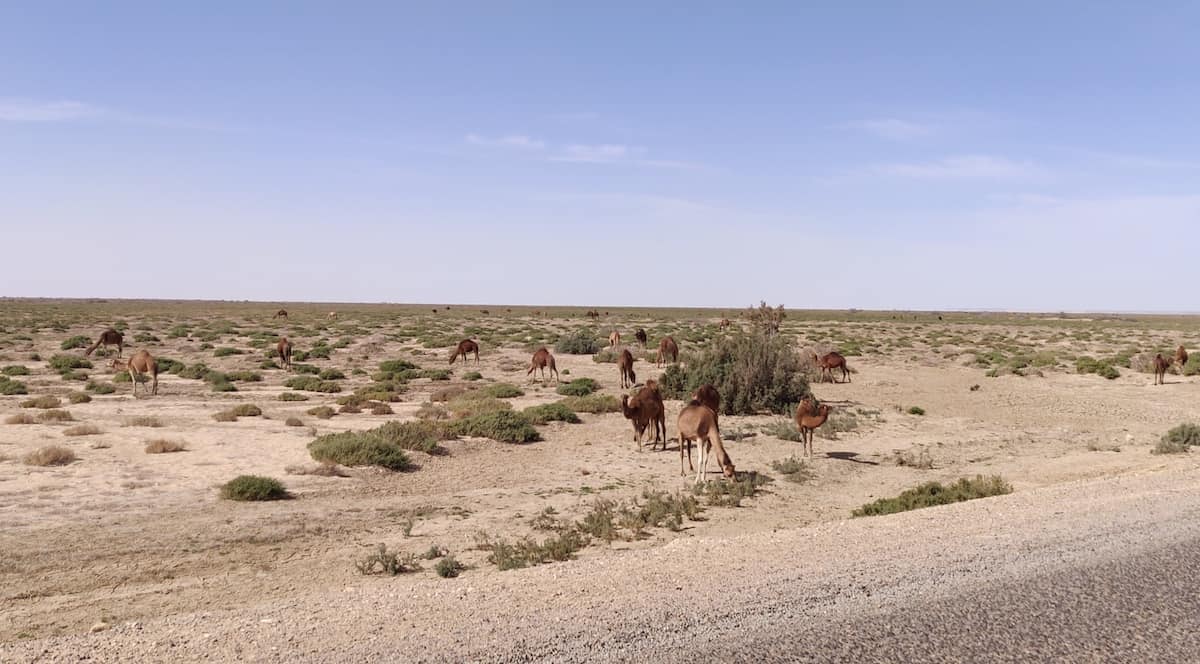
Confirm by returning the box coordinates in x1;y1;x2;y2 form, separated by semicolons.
825;451;879;465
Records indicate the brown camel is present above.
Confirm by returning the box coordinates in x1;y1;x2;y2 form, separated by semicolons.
111;350;158;396
718;318;731;331
480;309;490;315
618;348;637;388
609;330;621;348
620;382;666;452
635;328;648;348
273;309;288;320
1177;346;1189;372
657;336;679;367
1153;353;1171;385
677;403;734;482
586;310;600;320
277;337;293;371
84;328;124;358
795;398;831;458
449;339;480;365
813;352;850;383
527;347;560;384
689;383;733;469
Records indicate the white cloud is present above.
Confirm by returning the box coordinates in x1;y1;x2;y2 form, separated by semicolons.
844;118;934;140
552;143;637;163
464;134;546;150
0;98;100;122
874;155;1045;180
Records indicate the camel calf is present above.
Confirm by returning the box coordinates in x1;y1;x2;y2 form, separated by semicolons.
1154;353;1171;385
609;330;621;348
678;403;734;483
112;350;158;396
618;348;636;388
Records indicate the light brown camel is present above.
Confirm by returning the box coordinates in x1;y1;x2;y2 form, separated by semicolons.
689;383;733;469
795;398;831;458
527;347;559;384
449;339;480;365
277;337;293;371
657;336;679;367
1177;346;1189;372
111;350;158;396
273;309;288;320
813;351;850;383
327;312;338;320
84;328;124;358
609;330;621;348
618;348;637;389
1153;353;1171;385
677;403;735;483
635;328;647;348
620;382;666;452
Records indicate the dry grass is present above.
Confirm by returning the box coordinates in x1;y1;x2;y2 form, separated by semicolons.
144;439;187;454
285;461;349;477
285;416;304;427
6;413;37;425
21;395;62;409
23;445;77;466
124;416;164;428
211;410;239;422
37;409;75;423
63;424;102;436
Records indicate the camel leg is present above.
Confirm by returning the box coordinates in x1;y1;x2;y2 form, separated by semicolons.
680;439;688;476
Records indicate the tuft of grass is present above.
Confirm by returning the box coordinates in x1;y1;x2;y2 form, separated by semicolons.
64;424;102;436
370;402;394;415
694;472;772;507
226;371;263;383
285;461;347;476
1075;357;1120;380
306;406;337;419
435;556;465;578
415;402;449;420
85;380;116;395
318;368;346;381
21;395;62;409
284;376;343;393
220;475;290;501
356;544;420;575
1153;423;1200;454
60;335;90;350
0;376;30;395
770;457;814;483
481;383;524;399
48;355;92;374
278;392;309;402
523;402;581;425
37;409;74;423
5;413;36;425
446;394;512;419
475;530;589;571
556;378;600;397
23;445;77;466
852;475;1012;517
370;420;450;453
230;404;263;417
2;365;31;376
560;394;621;413
285;417;304;427
907;406;926;416
449;410;541;443
68;391;92;404
462;371;483;381
308;431;414;470
762;419;803;442
123;416;164;428
212;347;245;357
145;439;187;453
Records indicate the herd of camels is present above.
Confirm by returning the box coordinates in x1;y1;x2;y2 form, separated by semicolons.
65;310;1195;484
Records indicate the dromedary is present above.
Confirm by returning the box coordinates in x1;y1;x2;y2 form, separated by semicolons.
277;337;293;370
273;309;288;320
620;382;666;452
657;336;679;367
618;348;637;388
689;383;732;469
449;339;480;365
1177;346;1189;372
111;350;158;396
635;328;648;348
84;328;124;358
795;398;831;458
609;330;621;348
813;352;850;383
1153;353;1171;386
527;347;560;384
677;403;734;483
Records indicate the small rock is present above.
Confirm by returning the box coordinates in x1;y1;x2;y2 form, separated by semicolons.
90;622;110;633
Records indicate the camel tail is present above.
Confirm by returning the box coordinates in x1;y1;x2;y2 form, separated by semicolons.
448;351;458;365
83;339;101;356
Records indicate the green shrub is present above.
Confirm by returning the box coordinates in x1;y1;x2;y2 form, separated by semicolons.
435;556;466;578
48;355;92;374
1153;423;1200;454
658;331;809;415
0;377;29;395
555;329;601;355
853;475;1012;516
213;347;244;357
133;333;159;343
156;358;186;374
476;530;588;570
370;420;449;453
449;410;541;443
1183;354;1200;377
356;544;420;575
446;394;512;419
523;402;581;425
762;419;803;442
308;431;413;469
422;369;452;381
3;365;31;376
292;363;321;375
556;378;599;397
907;406;926;416
278;392;309;402
60;335;91;350
285;376;343;393
230;404;262;417
84;380;115;395
462;371;483;381
226;371;263;382
178;363;211;380
771;457;814;483
1075;357;1120;380
67;391;92;404
220;475;290;501
319;368;346;380
307;406;336;419
560;394;621;413
21;395;62;409
482;383;524;398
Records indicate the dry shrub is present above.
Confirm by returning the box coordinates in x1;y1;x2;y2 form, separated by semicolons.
6;413;36;425
145;439;187;454
23;445;77;466
285;417;304;427
37;409;74;423
307;406;336;419
371;402;394;415
430;385;470;403
64;424;102;436
415;402;449;420
124;416;164;428
212;410;239;422
68;392;92;404
285;461;348;477
21;395;62;409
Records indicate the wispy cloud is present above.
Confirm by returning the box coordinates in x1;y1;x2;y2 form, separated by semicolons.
874;155;1046;180
464;134;546;150
0;98;100;122
552;143;637;163
842;118;934;141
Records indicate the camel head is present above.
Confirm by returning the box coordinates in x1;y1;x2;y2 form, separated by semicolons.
722;463;736;478
109;359;127;371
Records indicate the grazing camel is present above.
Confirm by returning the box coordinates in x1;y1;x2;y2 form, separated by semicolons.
527;347;560;384
432;309;438;314
84;328;124;358
657;336;679;367
586;310;600;320
677;403;735;483
277;337;293;371
718;318;731;331
480;309;490;315
609;330;621;348
273;309;288;320
449;339;480;365
1153;353;1171;385
1177;346;1189;372
635;328;647;348
327;312;338;320
620;383;666;451
618;348;637;388
689;383;733;469
795;398;831;458
111;350;158;396
813;352;850;383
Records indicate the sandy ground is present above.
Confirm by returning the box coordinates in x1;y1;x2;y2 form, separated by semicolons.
1;304;1199;657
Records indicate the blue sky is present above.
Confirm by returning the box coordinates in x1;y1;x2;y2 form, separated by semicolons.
3;2;1199;311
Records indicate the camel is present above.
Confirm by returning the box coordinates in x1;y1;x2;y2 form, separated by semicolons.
1177;346;1189;372
1154;353;1172;385
620;382;666;452
111;350;158;397
635;328;647;348
480;309;490;315
449;339;480;365
84;328;124;358
527;347;560;384
277;337;293;371
795;398;831;458
327;312;338;320
677;403;734;483
586;310;600;320
657;336;679;367
718;318;731;331
609;330;621;348
618;348;637;388
689;383;733;469
273;309;288;320
813;352;850;383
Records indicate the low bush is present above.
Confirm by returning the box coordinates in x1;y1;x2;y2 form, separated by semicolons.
226;371;263;382
555;329;601;355
48;355;91;374
60;335;90;350
482;383;524;399
435;556;466;578
1075;357;1120;380
220;475;290;501
284;376;343;393
446;394;512;419
449;410;541;443
560;394;621;413
6;413;36;424
319;368;346;381
556;378;599;397
523;402;581;425
145;439;187;453
371;403;394;415
1152;423;1200;454
770;457;813;483
64;423;102;436
123;416;164;428
762;419;803;442
278;392;309;402
853;475;1012;516
213;347;245;357
285;417;304;427
356;544;420;575
658;331;810;415
308;431;413;470
23;445;77;466
693;472;771;507
37;409;74;423
907;406;926;416
2;365;31;376
0;376;29;395
462;371;483;381
68;391;92;404
84;380;116;395
22;395;62;409
307;406;336;419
